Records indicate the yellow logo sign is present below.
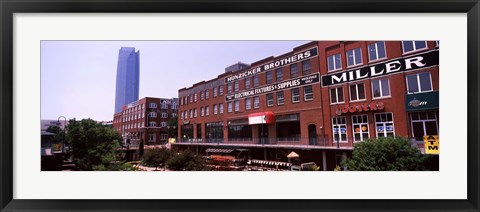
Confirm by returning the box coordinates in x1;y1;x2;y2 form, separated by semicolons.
423;135;439;154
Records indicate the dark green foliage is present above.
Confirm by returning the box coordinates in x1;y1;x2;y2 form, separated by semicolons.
66;118;122;171
142;147;171;170
92;162;139;171
342;137;427;171
166;150;210;171
46;125;65;145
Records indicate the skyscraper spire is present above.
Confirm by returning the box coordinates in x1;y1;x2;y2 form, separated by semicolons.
114;47;140;113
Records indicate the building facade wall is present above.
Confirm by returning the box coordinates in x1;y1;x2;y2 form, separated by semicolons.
114;47;140;113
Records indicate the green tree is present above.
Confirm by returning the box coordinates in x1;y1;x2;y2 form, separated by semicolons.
66;118;123;170
342;137;427;171
142;147;171;170
166;150;210;171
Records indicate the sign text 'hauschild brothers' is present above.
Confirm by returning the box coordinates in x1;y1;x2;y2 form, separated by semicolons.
322;50;439;87
225;47;318;83
226;73;320;101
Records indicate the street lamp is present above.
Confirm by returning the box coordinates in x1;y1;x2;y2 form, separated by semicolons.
57;116;67;155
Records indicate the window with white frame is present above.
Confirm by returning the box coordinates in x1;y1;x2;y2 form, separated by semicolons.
372;78;390;98
245;78;251;89
266;71;273;84
276;68;283;82
234;100;240;111
181;111;184;119
161;122;167;127
291;88;300;103
149;112;157;118
234;81;239;92
346;48;362;67
219;86;223;95
213;87;218;97
327;53;342;71
172;113;177;117
183;97;187;105
253;75;259;87
142;113;144;118
410;111;438;142
189;95;193;103
189;110;193;118
200;107;204;116
161;134;168;140
161;104;168;109
406;72;432;94
227;83;233;93
228;102;233;112
352;114;369;142
205;106;209;116
193;108;197;117
161;113;168;118
266;93;274;107
149;121;157;127
219;104;224;113
277;91;284;105
332;116;347;142
149;103;157;108
368;41;386;61
200;91;204;100
302;59;311;75
148;133;155;142
330;87;344;104
402;41;427;53
253;96;260;108
304;85;313;101
375;112;395;137
213;104;218;114
290;64;298;78
350;83;366;101
194;93;197;102
246;98;252;110
205;90;210;99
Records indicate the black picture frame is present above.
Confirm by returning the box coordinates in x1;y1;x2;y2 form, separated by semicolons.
1;0;479;211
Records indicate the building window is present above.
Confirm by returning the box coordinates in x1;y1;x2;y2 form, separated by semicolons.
228;124;252;141
291;88;300;103
411;111;438;142
253;96;260;108
290;64;298;78
245;78;251;89
161;113;168;118
193;108;197;118
148;133;155;142
267;93;274;107
205;90;210;99
200;91;204;100
332;117;347;142
227;83;233;93
161;134;168;140
219;104;224;113
161;103;168;109
194;93;197;102
346;48;362;67
304;85;313;101
253;75;259;87
213;104;218;114
368;41;386;61
172;113;177;117
234;100;240;111
183;97;187;105
352;114;369;142
276;68;283;82
213;87;218;97
277;91;284;105
205;106;209;116
189;110;193;118
266;71;273;84
372;78;391;98
302;59;311;75
246;98;252;110
161;122;167;127
149;103;157;108
219;86;224;95
200;107;204;117
402;41;427;53
350;83;366;101
149;112;157;118
375;112;395;138
149;121;157;127
406;72;432;94
189;95;193;103
234;81;239;92
228;102;233;113
330;87;344;104
327;53;342;71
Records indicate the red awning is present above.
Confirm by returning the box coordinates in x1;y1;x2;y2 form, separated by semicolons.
248;112;275;125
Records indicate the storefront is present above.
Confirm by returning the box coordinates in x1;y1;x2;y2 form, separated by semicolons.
205;122;224;143
406;91;439;143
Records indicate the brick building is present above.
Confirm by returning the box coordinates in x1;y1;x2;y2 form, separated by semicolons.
113;97;178;146
176;41;439;170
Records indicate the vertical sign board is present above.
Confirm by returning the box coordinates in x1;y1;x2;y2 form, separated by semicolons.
423;135;439;154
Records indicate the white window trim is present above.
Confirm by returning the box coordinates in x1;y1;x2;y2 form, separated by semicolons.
374;112;395;138
401;41;428;55
277;92;284;105
291;88;300;103
371;78;391;100
410;112;439;139
330;87;345;104
346;48;363;68
235;100;240;111
246;98;252;110
332;116;348;143
406;72;433;94
327;54;342;72
368;41;387;62
228;102;233;113
352;114;370;142
304;86;313;101
349;83;367;102
266;94;274;107
254;97;260;108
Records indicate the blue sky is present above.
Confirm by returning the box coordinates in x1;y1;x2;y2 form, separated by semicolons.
41;41;309;121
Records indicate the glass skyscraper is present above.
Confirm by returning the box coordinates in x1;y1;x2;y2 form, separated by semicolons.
114;47;140;113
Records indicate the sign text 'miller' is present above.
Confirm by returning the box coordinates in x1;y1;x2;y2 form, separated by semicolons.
321;50;439;87
225;47;318;83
